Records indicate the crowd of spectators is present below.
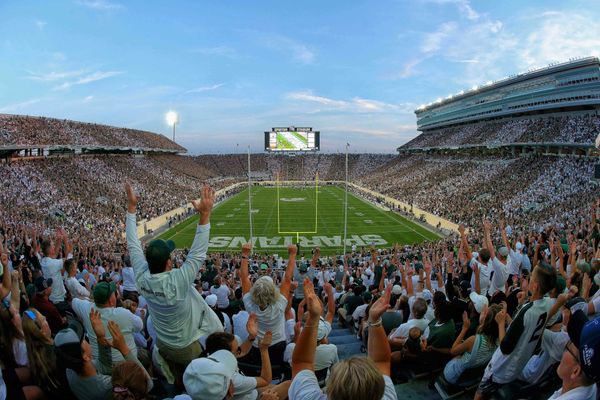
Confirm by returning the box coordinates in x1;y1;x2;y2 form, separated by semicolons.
359;154;596;234
402;113;600;149
0;182;598;400
0;114;185;151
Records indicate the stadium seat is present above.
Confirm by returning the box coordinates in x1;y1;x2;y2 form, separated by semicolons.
434;366;486;400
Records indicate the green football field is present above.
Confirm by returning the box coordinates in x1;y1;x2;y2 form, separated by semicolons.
157;185;440;255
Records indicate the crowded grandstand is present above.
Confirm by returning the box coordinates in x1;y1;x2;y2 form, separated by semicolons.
0;28;600;400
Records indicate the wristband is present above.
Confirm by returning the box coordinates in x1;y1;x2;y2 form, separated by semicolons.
241;256;249;260
367;318;383;328
247;336;256;342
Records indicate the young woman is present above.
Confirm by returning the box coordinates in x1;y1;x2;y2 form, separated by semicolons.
443;305;501;385
22;308;73;399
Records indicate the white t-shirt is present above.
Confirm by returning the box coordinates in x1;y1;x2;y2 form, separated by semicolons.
547;384;597;400
210;284;230;309
388;318;429;340
232;310;250;342
13;339;27;367
243;292;287;345
284;343;339;371
71;298;141;363
231;371;258;400
289;369;398;400
65;276;90;300
41;256;69;303
488;258;508;297
469;259;491;296
352;304;368;321
121;267;137;292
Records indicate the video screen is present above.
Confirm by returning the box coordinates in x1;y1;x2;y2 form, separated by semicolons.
265;127;319;152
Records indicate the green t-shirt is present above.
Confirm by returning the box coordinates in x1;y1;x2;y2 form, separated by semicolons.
426;319;456;349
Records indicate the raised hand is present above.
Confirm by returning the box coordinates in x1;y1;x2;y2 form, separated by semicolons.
368;284;391;322
458;223;465;235
191;185;216;224
461;311;471;331
242;243;252;257
246;313;258;339
259;331;272;350
107;320;128;354
90;309;110;346
288;244;297;256
303;277;322;318
125;182;139;213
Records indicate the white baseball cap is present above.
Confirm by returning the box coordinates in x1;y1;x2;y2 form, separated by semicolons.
515;242;524;251
183;350;237;399
469;291;489;314
392;285;402;295
205;294;218;308
317;319;332;341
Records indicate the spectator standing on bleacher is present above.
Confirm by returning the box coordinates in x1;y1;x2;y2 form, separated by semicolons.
475;264;557;399
125;183;223;385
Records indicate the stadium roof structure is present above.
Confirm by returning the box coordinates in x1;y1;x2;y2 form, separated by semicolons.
414;56;600;131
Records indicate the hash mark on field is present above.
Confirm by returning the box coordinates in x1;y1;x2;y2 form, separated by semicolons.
364;220;373;224
226;214;234;218
251;209;259;214
216;222;226;226
355;212;364;216
234;208;240;211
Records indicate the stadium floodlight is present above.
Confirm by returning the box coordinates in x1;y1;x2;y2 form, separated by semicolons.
165;111;178;141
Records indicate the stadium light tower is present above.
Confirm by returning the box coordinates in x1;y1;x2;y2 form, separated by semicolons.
166;111;179;142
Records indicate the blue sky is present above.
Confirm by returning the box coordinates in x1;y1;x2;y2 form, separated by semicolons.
1;0;599;154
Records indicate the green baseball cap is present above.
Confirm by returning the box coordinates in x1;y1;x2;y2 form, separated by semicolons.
260;263;268;271
93;281;116;305
299;263;308;273
145;239;175;273
555;276;566;294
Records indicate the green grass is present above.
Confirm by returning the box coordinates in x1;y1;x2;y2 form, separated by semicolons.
158;185;440;255
276;133;296;149
290;131;308;145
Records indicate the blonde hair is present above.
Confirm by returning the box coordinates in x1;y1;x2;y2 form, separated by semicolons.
22;309;59;392
325;357;385;400
251;276;279;309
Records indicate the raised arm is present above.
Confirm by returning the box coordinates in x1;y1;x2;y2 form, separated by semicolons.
459;224;473;261
483;219;496;261
499;219;510;251
125;183;148;279
323;282;335;324
240;243;252;294
280;244;297;297
0;248;11;299
367;284;392;376
292;278;322;377
255;332;273;387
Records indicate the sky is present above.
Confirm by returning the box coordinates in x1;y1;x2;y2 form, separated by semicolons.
1;1;599;154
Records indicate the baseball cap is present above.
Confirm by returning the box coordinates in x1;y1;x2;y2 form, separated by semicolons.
421;289;433;303
566;297;589;315
205;294;218;308
54;328;85;370
260;263;268;271
362;292;373;303
567;311;600;382
54;327;83;347
515;242;524;251
392;285;402;295
145;239;175;272
498;247;509;258
469;291;489;314
183;350;238;399
576;260;591;274
93;281;116;305
34;276;53;292
317;319;332;341
299;263;308;273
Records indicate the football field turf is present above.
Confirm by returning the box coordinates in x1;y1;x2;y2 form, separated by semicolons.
158;185;441;255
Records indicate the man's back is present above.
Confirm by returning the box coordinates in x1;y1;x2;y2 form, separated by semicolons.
484;298;552;384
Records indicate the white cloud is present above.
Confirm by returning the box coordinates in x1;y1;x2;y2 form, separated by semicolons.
27;69;86;81
0;98;45;113
421;22;457;54
54;70;124;90
189;46;237;58
35;20;47;30
83;95;94;102
185;83;225;94
422;0;479;20
285;90;414;113
75;0;123;10
263;35;315;64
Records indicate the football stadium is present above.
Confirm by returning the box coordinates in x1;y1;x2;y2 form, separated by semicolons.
1;2;600;400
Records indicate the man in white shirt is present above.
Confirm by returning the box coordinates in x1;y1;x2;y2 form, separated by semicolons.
71;281;142;363
547;310;599;400
388;298;429;348
64;259;90;300
40;229;72;313
125;183;223;385
121;255;138;296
